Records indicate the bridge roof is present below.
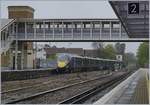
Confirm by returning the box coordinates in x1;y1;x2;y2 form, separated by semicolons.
16;18;119;22
109;1;149;38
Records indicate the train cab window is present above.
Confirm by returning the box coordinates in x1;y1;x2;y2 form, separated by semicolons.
58;54;66;61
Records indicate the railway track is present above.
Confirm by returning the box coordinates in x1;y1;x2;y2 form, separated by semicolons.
1;78;78;94
4;73;113;104
2;71;109;103
59;71;131;104
2;70;108;92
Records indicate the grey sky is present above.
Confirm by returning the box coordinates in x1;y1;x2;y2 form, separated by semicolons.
1;0;117;18
1;0;141;55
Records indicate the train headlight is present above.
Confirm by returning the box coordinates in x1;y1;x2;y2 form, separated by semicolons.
58;61;66;68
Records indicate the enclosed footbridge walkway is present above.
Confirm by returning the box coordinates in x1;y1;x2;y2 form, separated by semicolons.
1;18;129;54
3;18;128;41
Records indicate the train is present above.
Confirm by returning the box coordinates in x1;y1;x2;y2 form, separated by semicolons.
40;53;123;73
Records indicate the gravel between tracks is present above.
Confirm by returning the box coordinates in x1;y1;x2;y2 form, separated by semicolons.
2;71;106;91
2;70;110;103
3;72;125;104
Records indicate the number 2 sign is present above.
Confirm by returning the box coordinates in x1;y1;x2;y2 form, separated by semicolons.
128;3;139;15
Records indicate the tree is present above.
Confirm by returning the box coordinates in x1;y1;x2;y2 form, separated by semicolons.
92;42;105;58
136;42;149;67
92;42;104;50
44;44;51;48
124;52;137;70
103;44;116;59
115;42;125;55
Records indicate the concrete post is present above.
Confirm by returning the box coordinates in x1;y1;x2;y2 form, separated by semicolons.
21;43;24;69
43;21;46;39
110;21;112;39
90;22;92;39
100;22;102;39
81;22;83;39
119;22;122;38
25;22;27;39
62;22;64;39
34;22;36;39
53;21;54;39
15;23;18;70
71;22;73;39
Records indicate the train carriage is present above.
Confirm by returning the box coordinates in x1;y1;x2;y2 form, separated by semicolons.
43;53;123;73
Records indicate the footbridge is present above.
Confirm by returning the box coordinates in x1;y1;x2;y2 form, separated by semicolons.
1;18;129;53
2;18;128;42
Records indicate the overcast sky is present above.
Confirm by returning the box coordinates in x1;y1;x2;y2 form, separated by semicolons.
0;0;141;55
1;0;117;18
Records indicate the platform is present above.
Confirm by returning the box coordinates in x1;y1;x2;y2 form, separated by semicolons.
94;68;149;104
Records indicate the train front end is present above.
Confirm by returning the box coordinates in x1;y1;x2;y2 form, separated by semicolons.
57;53;71;72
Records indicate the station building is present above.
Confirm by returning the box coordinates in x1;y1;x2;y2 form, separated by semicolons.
1;6;35;70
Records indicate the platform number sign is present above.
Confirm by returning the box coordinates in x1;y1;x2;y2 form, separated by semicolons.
128;3;139;14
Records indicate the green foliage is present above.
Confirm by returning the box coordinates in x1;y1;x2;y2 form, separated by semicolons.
93;43;116;59
137;42;149;67
115;42;126;54
47;54;57;61
103;44;116;59
124;52;137;69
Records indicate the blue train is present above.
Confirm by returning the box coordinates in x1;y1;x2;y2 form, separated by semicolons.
43;53;123;73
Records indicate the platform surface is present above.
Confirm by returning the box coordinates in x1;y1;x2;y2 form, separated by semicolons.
94;68;149;104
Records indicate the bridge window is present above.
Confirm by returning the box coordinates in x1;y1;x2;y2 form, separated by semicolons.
54;23;62;28
48;24;53;28
64;22;72;28
68;24;72;28
77;24;82;28
36;23;43;29
35;24;40;28
18;22;25;33
83;23;91;28
113;23;119;28
27;22;34;29
103;23;110;28
94;24;100;28
41;24;45;28
45;24;49;28
54;24;58;28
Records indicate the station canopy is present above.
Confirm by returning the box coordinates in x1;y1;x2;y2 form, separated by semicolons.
109;1;149;38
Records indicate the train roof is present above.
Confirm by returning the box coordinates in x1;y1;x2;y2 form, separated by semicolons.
57;53;122;62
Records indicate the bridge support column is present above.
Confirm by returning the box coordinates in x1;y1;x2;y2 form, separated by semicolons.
110;21;112;39
119;22;122;38
21;43;24;69
15;39;18;70
15;23;18;70
100;21;102;39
